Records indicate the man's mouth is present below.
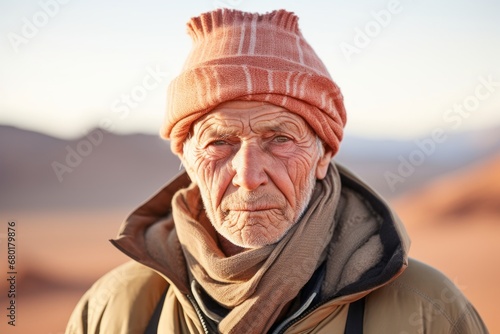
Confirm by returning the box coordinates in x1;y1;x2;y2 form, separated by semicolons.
231;206;275;212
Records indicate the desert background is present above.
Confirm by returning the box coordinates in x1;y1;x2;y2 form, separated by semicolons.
2;1;500;333
0;124;499;333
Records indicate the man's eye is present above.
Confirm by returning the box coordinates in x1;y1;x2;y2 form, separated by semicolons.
273;136;291;143
210;140;228;146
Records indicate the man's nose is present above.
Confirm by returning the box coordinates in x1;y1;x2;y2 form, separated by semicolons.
231;144;268;191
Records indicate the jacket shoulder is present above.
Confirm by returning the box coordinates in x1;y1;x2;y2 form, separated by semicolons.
65;260;168;334
364;258;488;333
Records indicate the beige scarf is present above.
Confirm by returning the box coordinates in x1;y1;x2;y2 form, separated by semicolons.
173;165;342;334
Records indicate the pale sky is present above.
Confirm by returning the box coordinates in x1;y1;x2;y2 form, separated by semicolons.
1;0;499;139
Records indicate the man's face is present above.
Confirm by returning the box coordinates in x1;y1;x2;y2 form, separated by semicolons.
182;101;332;249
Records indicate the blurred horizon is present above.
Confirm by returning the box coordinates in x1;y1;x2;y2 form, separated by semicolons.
2;122;499;212
1;0;500;140
3;114;500;142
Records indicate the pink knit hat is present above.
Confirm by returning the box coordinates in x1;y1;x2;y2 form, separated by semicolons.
161;9;347;155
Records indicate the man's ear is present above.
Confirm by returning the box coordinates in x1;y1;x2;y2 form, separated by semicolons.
315;145;334;179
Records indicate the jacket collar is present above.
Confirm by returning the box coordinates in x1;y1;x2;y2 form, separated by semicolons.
110;163;410;297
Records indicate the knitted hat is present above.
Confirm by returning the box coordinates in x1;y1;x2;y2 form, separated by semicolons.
161;9;347;155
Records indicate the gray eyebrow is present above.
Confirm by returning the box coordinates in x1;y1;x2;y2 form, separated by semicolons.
251;119;302;134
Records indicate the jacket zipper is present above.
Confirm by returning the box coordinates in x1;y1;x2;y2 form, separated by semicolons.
187;294;214;334
188;289;322;334
272;299;327;334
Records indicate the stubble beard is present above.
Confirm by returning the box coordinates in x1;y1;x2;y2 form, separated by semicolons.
201;168;319;249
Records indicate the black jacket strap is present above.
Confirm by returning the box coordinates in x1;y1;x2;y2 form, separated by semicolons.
344;296;365;334
145;288;168;334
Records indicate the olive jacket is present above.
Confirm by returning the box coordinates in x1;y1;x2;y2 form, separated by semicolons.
66;164;488;333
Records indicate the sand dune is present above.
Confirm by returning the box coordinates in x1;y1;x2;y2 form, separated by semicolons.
393;154;500;224
0;210;130;334
391;154;500;333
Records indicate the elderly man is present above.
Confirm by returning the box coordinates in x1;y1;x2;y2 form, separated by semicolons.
66;8;488;334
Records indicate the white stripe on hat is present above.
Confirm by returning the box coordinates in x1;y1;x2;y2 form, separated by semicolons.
248;15;257;55
212;67;222;102
267;69;274;92
242;65;252;94
201;67;213;107
194;68;204;107
285;72;292;95
296;35;304;65
292;73;299;96
237;23;246;55
320;91;327;109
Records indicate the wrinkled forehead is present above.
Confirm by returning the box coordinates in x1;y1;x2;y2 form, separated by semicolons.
189;100;313;137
